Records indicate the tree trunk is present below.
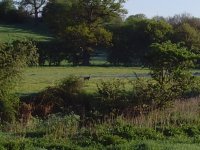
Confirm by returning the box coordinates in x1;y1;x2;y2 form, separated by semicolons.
82;49;90;66
34;0;38;23
34;8;38;22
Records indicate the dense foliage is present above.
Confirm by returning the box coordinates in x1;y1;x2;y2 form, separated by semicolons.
1;1;200;67
0;39;38;122
43;0;126;65
108;17;173;65
139;41;199;108
0;0;29;23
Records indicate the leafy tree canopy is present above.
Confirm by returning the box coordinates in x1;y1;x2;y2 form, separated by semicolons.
146;41;199;84
173;23;200;54
44;0;127;65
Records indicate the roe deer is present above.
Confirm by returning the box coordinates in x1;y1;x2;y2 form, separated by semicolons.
84;75;91;80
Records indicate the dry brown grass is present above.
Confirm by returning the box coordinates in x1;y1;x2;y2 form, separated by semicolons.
124;97;200;128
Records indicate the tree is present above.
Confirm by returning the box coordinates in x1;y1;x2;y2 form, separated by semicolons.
143;41;199;107
125;14;147;23
173;23;200;55
108;18;173;66
0;0;29;23
0;0;15;21
108;23;137;66
43;0;74;34
167;13;192;26
44;0;127;65
147;41;197;85
63;23;112;65
20;0;47;21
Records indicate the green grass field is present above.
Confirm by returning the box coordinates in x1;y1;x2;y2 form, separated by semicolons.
15;66;149;95
0;23;53;42
15;66;200;95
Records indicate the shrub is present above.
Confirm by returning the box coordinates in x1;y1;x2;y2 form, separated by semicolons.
0;39;38;122
22;76;85;117
100;135;127;146
182;126;200;137
97;79;129;112
140;41;200;108
133;78;177;108
58;76;83;95
162;127;183;137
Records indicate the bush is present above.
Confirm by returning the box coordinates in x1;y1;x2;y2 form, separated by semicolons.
133;78;177;108
21;76;85;117
162;127;183;137
182;126;200;137
0;39;38;122
100;135;127;146
58;76;84;95
139;41;200;108
96;79;129;112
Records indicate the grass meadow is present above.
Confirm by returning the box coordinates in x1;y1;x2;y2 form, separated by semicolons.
15;66;149;95
0;23;52;42
15;66;200;95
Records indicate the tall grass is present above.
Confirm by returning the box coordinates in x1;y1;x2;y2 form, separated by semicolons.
0;98;200;149
6;98;200;135
122;98;200;129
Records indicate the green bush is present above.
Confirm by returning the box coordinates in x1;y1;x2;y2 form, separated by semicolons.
137;41;200;108
97;79;129;111
58;76;84;95
182;126;200;137
112;123;136;140
162;127;183;137
100;135;127;146
182;78;200;98
24;76;85;117
133;78;178;108
0;39;38;122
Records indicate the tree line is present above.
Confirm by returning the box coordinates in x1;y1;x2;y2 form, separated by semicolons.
1;0;200;67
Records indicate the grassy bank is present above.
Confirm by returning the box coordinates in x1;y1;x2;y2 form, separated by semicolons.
0;23;52;42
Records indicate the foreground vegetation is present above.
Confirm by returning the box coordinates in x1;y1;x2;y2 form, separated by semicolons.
0;38;200;149
1;98;200;149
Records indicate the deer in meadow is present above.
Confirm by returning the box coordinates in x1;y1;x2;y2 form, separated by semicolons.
84;75;91;80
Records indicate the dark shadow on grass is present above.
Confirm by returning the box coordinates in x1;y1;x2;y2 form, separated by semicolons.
25;131;46;138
